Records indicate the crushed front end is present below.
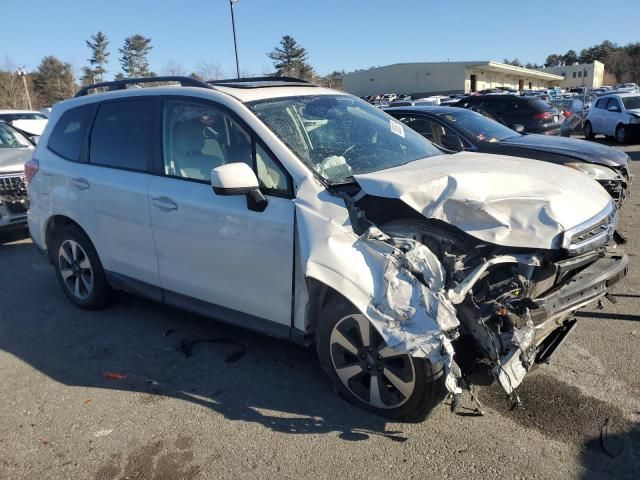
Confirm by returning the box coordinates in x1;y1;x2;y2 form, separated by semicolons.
346;193;628;409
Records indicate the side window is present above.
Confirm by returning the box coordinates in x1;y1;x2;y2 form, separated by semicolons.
256;143;289;192
607;98;621;111
396;115;437;142
163;99;291;195
47;104;94;161
89;99;154;171
396;115;463;150
595;98;608;109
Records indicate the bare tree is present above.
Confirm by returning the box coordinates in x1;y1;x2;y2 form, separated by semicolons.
194;61;223;81
0;57;27;109
162;60;186;76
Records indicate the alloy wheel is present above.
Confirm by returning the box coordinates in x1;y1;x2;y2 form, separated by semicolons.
329;314;416;409
58;239;94;300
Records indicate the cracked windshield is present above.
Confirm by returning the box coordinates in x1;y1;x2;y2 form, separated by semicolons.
249;95;441;183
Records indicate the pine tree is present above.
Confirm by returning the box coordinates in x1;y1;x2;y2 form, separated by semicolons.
267;35;315;80
86;31;110;82
80;66;97;86
119;34;153;78
31;56;75;106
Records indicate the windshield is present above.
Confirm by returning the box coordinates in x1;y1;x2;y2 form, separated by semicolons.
248;95;442;183
0;123;31;148
437;109;521;142
621;96;640;109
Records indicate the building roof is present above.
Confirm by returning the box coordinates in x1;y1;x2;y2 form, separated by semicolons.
344;61;564;81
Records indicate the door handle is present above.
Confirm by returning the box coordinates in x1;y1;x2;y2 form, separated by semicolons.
71;177;90;190
151;196;178;211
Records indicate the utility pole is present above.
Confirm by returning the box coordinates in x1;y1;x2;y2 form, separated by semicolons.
229;0;240;78
17;66;32;110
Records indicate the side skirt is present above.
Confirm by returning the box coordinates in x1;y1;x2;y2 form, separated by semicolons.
104;271;309;344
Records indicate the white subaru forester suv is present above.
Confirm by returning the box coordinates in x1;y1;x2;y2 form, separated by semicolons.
27;77;627;420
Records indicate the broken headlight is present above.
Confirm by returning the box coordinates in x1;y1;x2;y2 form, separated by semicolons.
565;162;619;181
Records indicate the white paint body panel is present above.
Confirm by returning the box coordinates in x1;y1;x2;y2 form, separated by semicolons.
148;176;295;325
353;152;612;249
64;163;159;285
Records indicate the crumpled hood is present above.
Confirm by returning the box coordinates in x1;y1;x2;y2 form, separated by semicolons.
0;148;32;174
501;134;629;167
353;152;613;249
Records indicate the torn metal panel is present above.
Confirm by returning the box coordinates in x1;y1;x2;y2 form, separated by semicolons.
353;152;612;250
448;254;541;304
293;179;462;393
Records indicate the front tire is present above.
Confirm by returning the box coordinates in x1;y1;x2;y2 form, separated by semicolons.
584;121;594;140
316;296;445;421
616;124;628;144
52;225;111;309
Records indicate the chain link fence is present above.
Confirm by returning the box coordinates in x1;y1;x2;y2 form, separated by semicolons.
547;93;597;134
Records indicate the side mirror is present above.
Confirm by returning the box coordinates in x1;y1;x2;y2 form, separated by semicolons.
211;162;268;212
511;124;525;133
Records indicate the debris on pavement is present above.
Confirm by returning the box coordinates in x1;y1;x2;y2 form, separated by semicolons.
178;337;247;363
103;372;128;380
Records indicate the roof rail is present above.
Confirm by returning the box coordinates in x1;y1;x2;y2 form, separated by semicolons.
207;76;316;88
209;76;311;85
74;76;214;97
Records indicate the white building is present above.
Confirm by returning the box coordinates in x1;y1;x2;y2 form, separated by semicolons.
342;61;564;97
536;61;604;89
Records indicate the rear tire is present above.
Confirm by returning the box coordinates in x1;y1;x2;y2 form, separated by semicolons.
51;225;111;309
584;121;594;140
316;296;445;422
615;124;628;144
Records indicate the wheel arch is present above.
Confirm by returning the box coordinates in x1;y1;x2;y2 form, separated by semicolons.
303;276;361;340
43;215;94;264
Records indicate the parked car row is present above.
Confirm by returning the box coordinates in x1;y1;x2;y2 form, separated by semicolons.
22;76;628;421
0;121;33;228
384;105;630;206
0;109;48;139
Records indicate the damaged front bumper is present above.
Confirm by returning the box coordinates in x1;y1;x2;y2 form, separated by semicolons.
490;250;628;401
529;250;628;359
532;250;628;329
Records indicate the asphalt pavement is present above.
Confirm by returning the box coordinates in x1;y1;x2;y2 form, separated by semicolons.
0;141;639;480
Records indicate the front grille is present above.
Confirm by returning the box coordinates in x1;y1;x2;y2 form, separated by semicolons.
0;174;27;202
562;205;616;256
571;217;610;244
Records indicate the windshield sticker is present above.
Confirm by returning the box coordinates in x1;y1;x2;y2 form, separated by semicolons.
390;120;405;138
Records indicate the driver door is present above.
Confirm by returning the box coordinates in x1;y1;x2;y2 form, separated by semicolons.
148;98;295;328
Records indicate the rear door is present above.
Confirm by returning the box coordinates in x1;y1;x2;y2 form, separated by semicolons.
148;97;295;328
66;97;160;288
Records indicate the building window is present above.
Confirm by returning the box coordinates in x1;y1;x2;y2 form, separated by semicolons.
578;71;582;78
572;72;577;78
584;70;588;78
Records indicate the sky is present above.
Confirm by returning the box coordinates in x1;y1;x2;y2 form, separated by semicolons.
2;0;639;80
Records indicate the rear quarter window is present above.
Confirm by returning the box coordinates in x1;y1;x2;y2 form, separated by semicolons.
47;104;94;161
